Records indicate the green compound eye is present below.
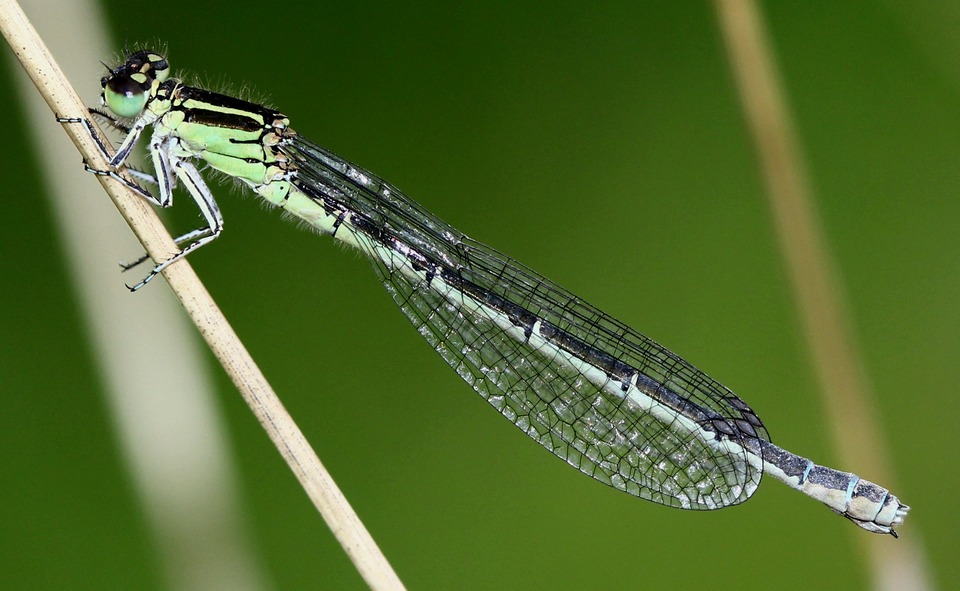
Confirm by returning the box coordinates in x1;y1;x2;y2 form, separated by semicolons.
104;76;147;118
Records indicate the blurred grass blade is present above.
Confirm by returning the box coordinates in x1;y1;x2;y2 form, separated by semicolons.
6;0;269;588
713;1;931;588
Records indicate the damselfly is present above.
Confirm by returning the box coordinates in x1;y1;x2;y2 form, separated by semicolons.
62;49;909;536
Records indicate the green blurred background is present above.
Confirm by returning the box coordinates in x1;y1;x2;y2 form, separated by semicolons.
1;1;957;589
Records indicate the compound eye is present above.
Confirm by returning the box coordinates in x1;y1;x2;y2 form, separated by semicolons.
104;76;147;118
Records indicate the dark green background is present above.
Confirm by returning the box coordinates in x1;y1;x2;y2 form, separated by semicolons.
1;1;956;589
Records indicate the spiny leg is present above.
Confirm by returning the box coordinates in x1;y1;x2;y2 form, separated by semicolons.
57;114;159;202
120;226;219;272
125;156;224;291
59;114;224;290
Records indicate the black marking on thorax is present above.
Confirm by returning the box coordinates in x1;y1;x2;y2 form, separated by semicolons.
174;86;280;132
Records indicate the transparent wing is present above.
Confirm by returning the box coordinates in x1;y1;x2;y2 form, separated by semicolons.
285;135;770;510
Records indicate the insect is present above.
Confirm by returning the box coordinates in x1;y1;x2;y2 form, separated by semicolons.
62;49;908;536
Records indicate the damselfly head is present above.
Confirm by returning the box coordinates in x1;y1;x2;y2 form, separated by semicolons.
100;50;169;119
